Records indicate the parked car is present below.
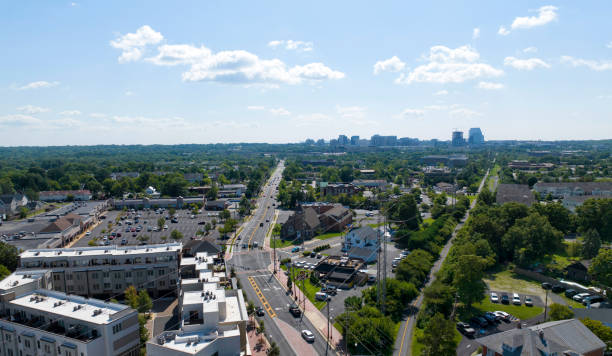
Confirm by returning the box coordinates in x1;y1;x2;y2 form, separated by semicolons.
512;293;521;305
490;292;499;303
322;286;337;295
583;295;604;305
85;231;91;236
573;293;590;302
121;239;127;245
493;311;511;322
315;292;331;301
501;294;510;304
565;289;578;298
316;253;322;259
483;312;497;325
552;285;566;293
456;322;476;337
256;307;265;317
291;246;300;253
470;316;488;329
289;306;302;317
310;251;316;258
524;296;533;306
301;330;315;342
198;221;206;225
541;282;552;290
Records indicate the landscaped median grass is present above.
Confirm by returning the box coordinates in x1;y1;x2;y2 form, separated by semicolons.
288;268;327;310
270;238;299;248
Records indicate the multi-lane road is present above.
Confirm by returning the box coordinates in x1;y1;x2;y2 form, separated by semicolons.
228;161;330;356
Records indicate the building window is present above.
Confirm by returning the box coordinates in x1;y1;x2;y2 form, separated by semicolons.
115;284;122;290
93;284;100;290
125;271;132;278
37;341;40;349
91;273;98;279
147;270;154;276
6;334;11;341
66;275;72;280
44;345;51;353
137;271;143;277
103;283;111;289
159;281;165;287
53;275;60;281
24;339;31;348
103;271;109;278
114;273;121;279
158;269;164;276
113;324;122;334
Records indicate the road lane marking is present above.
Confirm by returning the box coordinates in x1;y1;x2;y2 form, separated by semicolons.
248;276;277;318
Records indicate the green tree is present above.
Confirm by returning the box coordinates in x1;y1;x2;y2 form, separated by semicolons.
205;223;212;234
137;290;153;313
138;314;149;344
396;249;433;288
580;318;612;352
418;313;458;356
453;254;487;308
170;229;183;241
501;213;563;265
220;209;231;220
18;206;28;219
344;296;362;311
157;217;165;231
168;208;176;217
389;194;420;230
477;188;496;206
0;265;10;280
589;248;612;286
268;341;280;356
548;303;574;321
0;242;19;271
582;229;602;259
124;285;139;310
246;301;256;318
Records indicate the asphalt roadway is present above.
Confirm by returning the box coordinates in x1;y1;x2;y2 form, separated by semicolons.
228;161;330;356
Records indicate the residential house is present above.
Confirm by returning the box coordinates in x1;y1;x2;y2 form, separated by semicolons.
320;183;359;197
280;207;321;241
476;319;605;356
145;186;161;198
0;193;28;216
343;226;378;262
39;190;92;202
565;260;591;282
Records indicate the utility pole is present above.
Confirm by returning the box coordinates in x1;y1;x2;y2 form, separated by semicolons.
544;289;549;321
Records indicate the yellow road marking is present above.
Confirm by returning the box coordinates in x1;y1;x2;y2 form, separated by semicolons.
397;299;418;356
248;276;276;318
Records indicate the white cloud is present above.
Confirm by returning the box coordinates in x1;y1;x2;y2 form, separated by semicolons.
396;45;503;84
16;81;59;90
434;90;448;96
89;113;107;118
247;106;265;111
423;105;447;110
127;27;344;86
472;28;480;39
373;56;406;74
70;2;78;6
504;56;550;70
110;115;189;129
268;40;313;52
477;81;504;90
59;110;82;116
523;46;538;53
336;106;367;119
0;114;42;126
607;42;612;49
498;26;510;36
400;108;425;118
596;95;612;99
561;56;612;71
294;113;332;127
110;25;163;63
499;6;558;35
450;108;482;118
269;107;291;116
17;105;50;114
125;91;134;96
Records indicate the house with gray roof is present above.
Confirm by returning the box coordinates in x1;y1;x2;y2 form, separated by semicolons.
343;226;378;262
476;319;605;356
496;184;535;206
0;193;28;217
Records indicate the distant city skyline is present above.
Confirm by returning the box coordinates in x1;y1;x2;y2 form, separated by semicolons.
1;1;611;146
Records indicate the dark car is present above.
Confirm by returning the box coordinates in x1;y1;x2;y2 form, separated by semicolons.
310;251;316;258
198;221;206;225
501;294;510;304
121;239;127;245
541;282;552;290
116;233;122;237
456;322;476;337
256;307;265;317
552;284;566;293
470;316;488;329
583;295;604;306
565;289;578;298
289;306;302;317
483;312;497;325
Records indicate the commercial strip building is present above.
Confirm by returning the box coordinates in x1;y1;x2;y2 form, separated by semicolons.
110;196;205;210
39;190;92;202
476;319;605;356
313;255;366;287
147;252;249;356
18;243;182;298
0;270;139;356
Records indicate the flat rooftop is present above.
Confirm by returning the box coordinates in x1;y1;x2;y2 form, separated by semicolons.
154;328;240;354
0;270;47;293
20;242;182;259
10;289;130;324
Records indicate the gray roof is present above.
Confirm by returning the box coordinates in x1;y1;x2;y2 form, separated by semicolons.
323;205;349;219
572;308;612;325
496;184;535;206
535;182;612;192
476;319;606;355
348;246;376;260
349;225;378;241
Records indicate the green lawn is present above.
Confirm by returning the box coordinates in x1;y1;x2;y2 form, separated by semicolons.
367;222;384;228
486;164;500;191
270;238;299;248
314;232;343;240
291;268;327;309
471;297;544;320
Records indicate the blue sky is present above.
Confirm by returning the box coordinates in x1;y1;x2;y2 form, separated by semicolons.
1;1;611;145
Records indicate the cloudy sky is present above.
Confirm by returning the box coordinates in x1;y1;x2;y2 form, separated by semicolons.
1;1;611;146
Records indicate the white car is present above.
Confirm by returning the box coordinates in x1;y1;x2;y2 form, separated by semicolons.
573;293;590;302
512;293;521;305
163;225;168;230
493;310;510;321
85;231;91;236
490;292;499;303
301;330;315;342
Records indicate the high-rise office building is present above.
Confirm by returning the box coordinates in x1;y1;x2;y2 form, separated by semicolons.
338;135;349;145
350;135;360;145
451;131;465;146
468;128;485;144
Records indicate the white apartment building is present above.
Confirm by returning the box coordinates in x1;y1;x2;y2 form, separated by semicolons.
342;226;381;262
0;270;139;356
147;253;249;356
18;243;182;298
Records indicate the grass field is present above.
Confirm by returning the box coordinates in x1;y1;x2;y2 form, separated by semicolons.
290;268;327;309
314;232;343;240
472;297;544;320
270;238;299;248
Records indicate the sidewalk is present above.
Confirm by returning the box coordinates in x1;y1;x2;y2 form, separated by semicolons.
268;259;342;354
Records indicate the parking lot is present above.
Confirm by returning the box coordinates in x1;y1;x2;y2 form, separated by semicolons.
73;208;227;247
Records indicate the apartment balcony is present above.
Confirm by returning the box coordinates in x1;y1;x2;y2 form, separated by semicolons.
0;312;100;343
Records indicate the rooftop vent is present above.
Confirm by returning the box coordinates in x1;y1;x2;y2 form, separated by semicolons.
11;281;19;286
34;252;40;256
92;309;102;316
73;305;82;312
